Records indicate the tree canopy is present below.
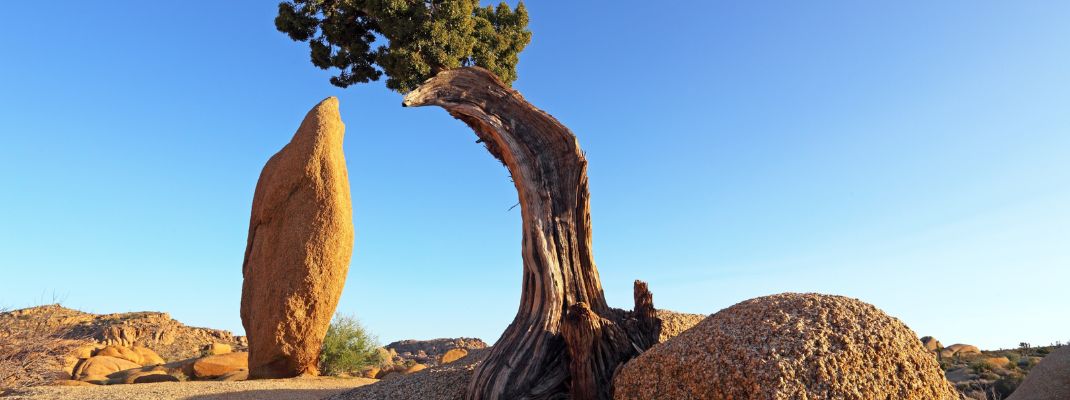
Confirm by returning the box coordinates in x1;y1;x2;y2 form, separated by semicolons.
275;0;531;93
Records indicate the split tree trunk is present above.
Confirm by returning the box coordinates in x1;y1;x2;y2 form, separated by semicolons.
403;67;661;400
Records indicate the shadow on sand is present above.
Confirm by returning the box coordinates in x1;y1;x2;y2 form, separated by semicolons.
182;388;352;400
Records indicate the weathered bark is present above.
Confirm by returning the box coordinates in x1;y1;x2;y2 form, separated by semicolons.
402;67;660;400
562;282;659;400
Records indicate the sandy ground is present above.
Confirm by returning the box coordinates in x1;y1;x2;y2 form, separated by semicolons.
4;377;376;400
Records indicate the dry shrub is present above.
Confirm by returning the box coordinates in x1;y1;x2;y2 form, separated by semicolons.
0;305;87;393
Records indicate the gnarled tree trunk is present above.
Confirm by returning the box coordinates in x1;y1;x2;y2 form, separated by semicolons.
402;67;661;400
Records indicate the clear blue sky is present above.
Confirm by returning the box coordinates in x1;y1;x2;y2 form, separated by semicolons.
1;1;1067;350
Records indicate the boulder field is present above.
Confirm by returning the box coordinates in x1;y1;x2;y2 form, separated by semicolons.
58;343;247;386
240;97;354;379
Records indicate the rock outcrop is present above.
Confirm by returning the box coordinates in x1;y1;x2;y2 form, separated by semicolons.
942;343;981;358
240;97;354;379
0;305;245;362
613;293;959;400
385;338;487;366
921;336;943;351
439;348;467;364
1008;346;1070;400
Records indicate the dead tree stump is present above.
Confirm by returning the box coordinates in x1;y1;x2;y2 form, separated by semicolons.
403;67;661;400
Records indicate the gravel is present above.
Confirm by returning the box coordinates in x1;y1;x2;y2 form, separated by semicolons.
326;349;488;400
4;376;375;400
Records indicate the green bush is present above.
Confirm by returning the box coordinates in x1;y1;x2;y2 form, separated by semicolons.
319;314;382;376
1004;352;1021;364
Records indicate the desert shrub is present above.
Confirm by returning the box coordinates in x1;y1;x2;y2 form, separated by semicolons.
1004;352;1020;364
938;357;955;371
0;305;86;393
319;314;382;376
994;374;1024;398
969;360;992;374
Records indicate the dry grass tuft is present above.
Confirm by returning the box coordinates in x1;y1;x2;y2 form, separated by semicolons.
0;305;88;394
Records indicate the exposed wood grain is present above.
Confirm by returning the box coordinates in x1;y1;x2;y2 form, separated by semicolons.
403;67;660;400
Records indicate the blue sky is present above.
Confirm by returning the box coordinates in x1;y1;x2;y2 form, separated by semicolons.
1;1;1067;350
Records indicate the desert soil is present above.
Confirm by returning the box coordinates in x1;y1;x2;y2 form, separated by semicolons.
4;376;375;400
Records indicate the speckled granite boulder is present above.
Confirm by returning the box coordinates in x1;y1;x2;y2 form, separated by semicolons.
613;293;959;400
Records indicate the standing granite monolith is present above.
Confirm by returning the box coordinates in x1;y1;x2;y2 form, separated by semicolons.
240;97;353;379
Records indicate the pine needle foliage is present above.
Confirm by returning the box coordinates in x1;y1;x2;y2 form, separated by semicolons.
275;0;531;93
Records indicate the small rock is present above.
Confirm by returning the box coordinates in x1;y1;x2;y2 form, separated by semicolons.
360;366;380;379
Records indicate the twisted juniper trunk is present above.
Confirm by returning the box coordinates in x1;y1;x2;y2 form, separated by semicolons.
403;67;661;400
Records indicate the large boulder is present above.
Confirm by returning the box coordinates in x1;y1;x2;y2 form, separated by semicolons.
193;352;249;379
202;343;233;356
108;367;173;385
162;357;198;378
216;369;250;382
921;336;943;351
655;309;706;343
1008;346;1070;400
94;345;144;365
73;356;141;381
240;97;354;379
945;343;981;356
132;346;165;365
613;293;959;400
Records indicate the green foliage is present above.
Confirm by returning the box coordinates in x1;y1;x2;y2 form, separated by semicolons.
275;0;532;93
1004;352;1020;363
319;314;382;376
